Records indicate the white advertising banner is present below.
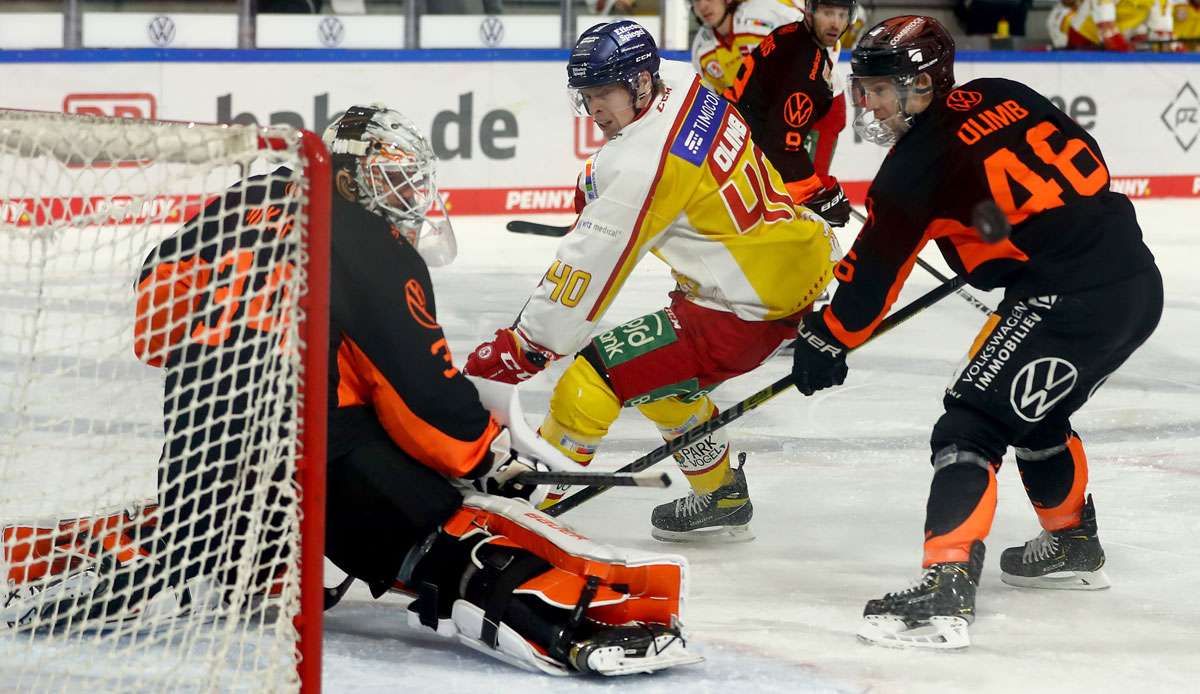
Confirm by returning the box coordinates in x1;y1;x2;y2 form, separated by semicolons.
82;13;239;49
257;15;405;49
0;13;62;49
420;16;560;49
1;54;1198;214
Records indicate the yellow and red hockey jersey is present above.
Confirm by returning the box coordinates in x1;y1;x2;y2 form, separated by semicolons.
691;0;805;94
517;63;838;357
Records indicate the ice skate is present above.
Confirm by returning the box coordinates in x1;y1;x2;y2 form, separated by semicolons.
857;540;984;650
569;621;702;675
650;454;753;543
1001;495;1110;590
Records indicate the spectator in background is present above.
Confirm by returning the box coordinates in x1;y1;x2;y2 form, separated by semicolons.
1059;0;1176;50
582;0;648;15
259;0;323;12
1175;0;1200;47
954;0;1032;36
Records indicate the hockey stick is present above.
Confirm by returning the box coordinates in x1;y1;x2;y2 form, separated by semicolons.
506;220;571;237
848;207;992;316
514;470;672;488
544;274;970;518
506;200;1009;247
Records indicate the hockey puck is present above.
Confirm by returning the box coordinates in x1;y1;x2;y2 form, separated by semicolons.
971;200;1011;243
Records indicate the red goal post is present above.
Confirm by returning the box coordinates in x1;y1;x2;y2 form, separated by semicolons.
0;109;329;693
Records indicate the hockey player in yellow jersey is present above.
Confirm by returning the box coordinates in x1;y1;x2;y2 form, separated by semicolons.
465;20;838;542
691;0;804;94
1065;0;1176;49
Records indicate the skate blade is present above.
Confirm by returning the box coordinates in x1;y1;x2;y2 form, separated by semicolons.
650;523;754;544
1000;568;1110;591
857;615;971;650
584;634;704;676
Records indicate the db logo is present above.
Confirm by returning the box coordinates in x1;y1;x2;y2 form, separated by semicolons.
63;93;157;120
783;92;813;128
574;116;605;160
946;90;982;112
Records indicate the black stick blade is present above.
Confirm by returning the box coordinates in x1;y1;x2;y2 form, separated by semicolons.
506;221;571;237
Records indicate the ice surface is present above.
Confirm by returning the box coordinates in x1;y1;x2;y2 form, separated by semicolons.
321;199;1200;693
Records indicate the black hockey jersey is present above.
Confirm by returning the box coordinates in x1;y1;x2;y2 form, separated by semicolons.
723;20;835;203
823;78;1156;349
326;192;499;477
134;169;498;482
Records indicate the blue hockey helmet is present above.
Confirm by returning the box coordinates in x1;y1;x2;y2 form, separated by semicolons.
567;21;660;114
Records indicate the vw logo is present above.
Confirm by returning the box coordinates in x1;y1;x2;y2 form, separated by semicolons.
479;15;505;47
1009;357;1078;423
318;16;345;48
147;15;176;47
783;92;814;128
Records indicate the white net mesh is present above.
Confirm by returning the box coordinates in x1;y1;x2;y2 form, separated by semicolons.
0;110;323;693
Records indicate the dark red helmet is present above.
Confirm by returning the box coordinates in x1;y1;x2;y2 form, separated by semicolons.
851;15;956;96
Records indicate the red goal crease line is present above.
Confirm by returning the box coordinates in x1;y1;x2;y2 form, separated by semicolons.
5;175;1198;226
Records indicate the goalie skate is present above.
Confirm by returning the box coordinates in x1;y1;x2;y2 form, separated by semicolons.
570;622;703;676
857;541;984;651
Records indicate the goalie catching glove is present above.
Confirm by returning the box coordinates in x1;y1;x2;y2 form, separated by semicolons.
464;328;559;384
791;310;849;396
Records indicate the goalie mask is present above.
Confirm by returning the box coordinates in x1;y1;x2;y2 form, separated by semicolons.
323;104;457;267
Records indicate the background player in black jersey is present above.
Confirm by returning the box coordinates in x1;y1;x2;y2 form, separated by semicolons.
723;0;857;227
788;17;1163;649
6;105;700;675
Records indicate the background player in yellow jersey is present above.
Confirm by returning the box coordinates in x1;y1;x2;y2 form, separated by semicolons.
466;20;838;543
1062;0;1177;49
691;0;804;95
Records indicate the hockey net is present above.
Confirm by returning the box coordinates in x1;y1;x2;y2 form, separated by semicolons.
0;110;328;692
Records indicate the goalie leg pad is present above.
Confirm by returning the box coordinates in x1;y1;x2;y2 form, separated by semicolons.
454;494;689;627
397;496;698;674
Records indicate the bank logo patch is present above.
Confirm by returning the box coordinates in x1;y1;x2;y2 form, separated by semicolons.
1161;82;1199;152
669;88;727;167
1010;357;1078;422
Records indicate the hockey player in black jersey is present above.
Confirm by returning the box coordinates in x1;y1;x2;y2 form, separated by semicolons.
787;16;1162;649
723;0;857;227
4;105;701;675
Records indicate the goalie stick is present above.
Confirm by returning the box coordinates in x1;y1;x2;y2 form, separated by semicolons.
514;470;672;488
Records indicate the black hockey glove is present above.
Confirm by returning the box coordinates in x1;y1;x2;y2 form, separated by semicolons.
468;429;543;501
791;311;849;396
806;181;851;228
